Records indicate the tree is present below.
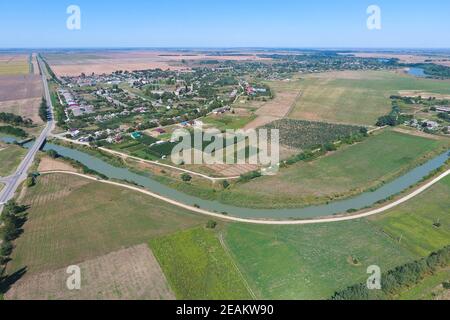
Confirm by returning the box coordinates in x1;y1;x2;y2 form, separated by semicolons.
46;149;59;159
0;242;13;257
222;180;230;189
181;173;192;182
38;98;48;122
206;220;217;229
25;177;35;188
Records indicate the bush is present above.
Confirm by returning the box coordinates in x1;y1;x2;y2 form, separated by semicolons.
25;176;35;188
222;180;230;189
0;242;13;257
239;170;262;183
181;173;192;182
206;220;217;229
46;149;59;159
0;126;28;138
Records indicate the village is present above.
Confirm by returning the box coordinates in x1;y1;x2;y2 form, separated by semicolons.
52;64;272;156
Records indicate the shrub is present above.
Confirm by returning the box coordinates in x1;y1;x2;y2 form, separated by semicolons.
206;220;217;229
181;173;192;182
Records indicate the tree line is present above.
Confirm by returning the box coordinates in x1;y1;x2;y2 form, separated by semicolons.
0;112;32;127
331;245;450;300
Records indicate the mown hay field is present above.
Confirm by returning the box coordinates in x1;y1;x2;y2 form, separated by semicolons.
8;173;206;276
289;70;450;126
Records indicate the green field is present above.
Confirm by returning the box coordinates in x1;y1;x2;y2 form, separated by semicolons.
150;227;253;300
370;176;450;257
222;130;449;209
203;114;257;131
289;70;450;126
0;144;26;176
8;173;206;275
224;220;416;299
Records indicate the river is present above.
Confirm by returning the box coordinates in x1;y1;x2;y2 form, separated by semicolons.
1;136;449;220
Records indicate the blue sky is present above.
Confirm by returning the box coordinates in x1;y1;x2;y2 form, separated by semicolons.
0;0;449;48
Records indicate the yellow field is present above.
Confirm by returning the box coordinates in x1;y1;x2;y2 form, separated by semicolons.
0;55;29;75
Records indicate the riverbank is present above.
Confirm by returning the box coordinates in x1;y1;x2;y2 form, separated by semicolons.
37;168;450;225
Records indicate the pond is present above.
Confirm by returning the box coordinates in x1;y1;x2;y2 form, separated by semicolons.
408;67;427;78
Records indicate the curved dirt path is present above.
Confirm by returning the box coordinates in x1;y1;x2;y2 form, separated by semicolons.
38;169;450;225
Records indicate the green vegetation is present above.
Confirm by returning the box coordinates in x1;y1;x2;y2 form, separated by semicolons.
370;176;450;257
224;220;415;299
264;119;365;150
0;144;27;176
289;70;450;126
331;246;450;300
0;201;28;295
397;268;450;300
376;103;413;127
0;113;32;127
0;126;28;138
150;227;252;300
7;173;205;275
203;115;257;131
38;98;48;123
413;63;450;79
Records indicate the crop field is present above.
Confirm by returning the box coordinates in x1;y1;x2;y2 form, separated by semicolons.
289;70;450;126
241;80;303;129
6;245;175;300
0;144;26;176
264;118;364;150
224;220;416;299
0;75;44;124
224;130;449;209
7;173;206;276
0;55;29;76
44;50;269;76
370;176;450;257
150;227;253;300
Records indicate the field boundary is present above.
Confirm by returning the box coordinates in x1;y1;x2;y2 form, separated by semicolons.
218;233;257;300
37;169;450;225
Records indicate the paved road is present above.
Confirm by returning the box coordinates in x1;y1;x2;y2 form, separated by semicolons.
39;169;450;225
0;56;54;209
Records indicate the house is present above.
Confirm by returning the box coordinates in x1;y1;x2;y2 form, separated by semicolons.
436;106;450;113
69;129;80;138
212;106;231;115
154;128;166;134
425;120;439;130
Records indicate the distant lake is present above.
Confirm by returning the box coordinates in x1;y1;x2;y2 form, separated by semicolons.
408;67;427;78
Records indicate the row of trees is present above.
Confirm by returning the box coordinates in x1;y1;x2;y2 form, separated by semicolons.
0;112;32;127
38;98;48;123
376;104;412;127
0;126;28;138
0;201;28;267
331;245;450;300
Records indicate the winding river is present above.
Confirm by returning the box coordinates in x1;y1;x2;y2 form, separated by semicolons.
2;136;449;220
